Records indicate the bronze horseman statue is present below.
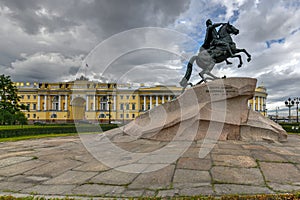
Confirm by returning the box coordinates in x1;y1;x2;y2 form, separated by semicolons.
180;19;252;89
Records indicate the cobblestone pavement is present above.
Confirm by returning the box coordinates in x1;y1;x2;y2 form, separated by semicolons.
0;134;300;198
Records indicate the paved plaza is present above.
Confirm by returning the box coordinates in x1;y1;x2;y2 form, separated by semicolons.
0;134;300;198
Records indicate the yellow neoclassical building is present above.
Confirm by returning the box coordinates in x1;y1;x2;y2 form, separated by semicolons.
15;78;268;123
248;86;268;116
15;77;181;123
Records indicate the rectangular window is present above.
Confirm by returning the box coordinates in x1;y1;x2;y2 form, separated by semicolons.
27;95;30;99
126;95;130;100
132;114;135;118
27;114;30;118
21;95;24;99
148;104;151;109
33;95;36;99
132;95;136;100
126;104;129;110
53;103;59;111
33;104;36;110
100;103;106;110
100;96;107;102
120;103;124;110
132;103;136;110
120;114;123;118
120;95;123;100
27;104;30;110
33;114;36;118
126;114;129;118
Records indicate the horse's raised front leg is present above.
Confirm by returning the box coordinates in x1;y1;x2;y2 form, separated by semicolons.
235;48;251;62
225;59;232;65
230;54;243;68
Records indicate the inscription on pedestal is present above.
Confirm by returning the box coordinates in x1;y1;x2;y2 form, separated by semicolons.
206;86;237;96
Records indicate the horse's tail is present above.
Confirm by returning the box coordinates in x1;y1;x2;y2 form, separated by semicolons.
179;56;197;88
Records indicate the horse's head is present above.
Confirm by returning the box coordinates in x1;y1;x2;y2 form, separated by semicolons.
225;22;239;35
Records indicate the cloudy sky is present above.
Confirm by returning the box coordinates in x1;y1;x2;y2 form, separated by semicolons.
0;0;300;115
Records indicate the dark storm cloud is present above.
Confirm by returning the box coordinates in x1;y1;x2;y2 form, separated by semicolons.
0;0;78;34
0;0;191;37
0;0;191;83
68;66;81;75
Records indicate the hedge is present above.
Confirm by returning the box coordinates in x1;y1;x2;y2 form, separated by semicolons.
0;124;118;138
278;123;300;133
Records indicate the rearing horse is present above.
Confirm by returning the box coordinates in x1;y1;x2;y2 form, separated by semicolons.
180;22;251;88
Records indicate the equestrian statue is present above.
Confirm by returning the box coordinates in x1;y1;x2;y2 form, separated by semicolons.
179;19;251;89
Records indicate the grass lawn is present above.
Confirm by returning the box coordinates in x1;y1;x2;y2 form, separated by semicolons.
0;124;118;142
0;133;76;142
0;193;300;200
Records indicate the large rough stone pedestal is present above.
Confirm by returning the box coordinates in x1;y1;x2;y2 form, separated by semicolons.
107;77;287;143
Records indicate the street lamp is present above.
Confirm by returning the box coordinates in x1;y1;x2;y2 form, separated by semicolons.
285;98;294;123
108;99;111;124
294;97;299;124
275;107;279;123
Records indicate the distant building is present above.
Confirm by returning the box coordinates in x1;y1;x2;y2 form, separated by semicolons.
15;77;181;123
15;78;268;123
248;86;268;116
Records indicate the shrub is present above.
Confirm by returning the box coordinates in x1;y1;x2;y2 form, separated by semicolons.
0;124;118;138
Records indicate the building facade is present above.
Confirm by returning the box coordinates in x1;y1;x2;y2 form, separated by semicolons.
15;78;268;123
248;86;268;116
15;78;181;123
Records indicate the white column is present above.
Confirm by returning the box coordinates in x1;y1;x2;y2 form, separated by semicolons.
156;96;158;106
162;95;165;104
150;96;152;109
37;95;40;111
58;95;61;111
143;96;146;111
168;95;171;101
113;95;116;110
253;97;256;111
259;97;261;111
106;96;109;111
64;95;67;110
44;95;47;111
86;95;89;111
93;95;96;111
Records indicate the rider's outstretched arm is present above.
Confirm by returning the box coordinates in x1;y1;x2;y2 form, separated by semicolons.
212;23;223;28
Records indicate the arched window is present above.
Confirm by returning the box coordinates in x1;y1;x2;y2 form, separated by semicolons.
99;114;106;118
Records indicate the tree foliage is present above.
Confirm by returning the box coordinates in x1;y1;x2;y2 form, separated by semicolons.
0;74;27;125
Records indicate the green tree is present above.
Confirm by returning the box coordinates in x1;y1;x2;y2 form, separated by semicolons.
0;74;27;125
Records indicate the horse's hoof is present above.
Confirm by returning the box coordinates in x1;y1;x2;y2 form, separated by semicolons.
247;58;251;62
238;64;242;68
